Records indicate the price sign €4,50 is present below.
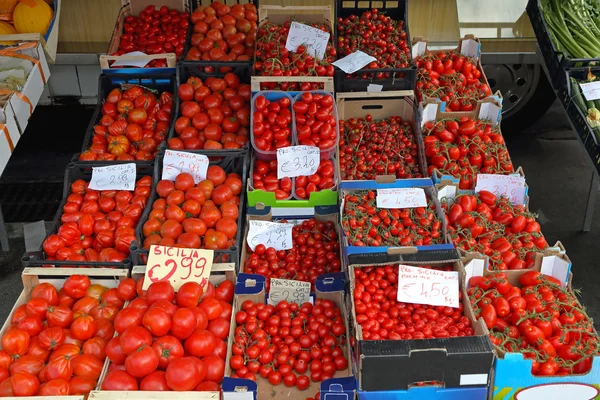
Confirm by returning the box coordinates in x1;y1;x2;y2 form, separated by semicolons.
396;264;459;308
143;245;214;291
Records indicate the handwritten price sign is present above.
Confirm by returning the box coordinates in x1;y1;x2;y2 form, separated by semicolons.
268;278;311;306
397;264;459;307
376;188;428;209
277;146;320;179
285;22;330;59
88;163;136;191
332;50;377;74
247;220;294;251
580;81;600;101
162;150;210;184
143;245;213;291
474;174;526;206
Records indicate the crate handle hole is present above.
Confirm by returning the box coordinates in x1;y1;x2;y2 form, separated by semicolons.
362;105;383;110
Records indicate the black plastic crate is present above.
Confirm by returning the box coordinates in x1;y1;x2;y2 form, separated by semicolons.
558;67;600;174
166;62;252;157
334;0;415;92
78;73;177;165
184;0;258;64
131;149;249;267
527;0;600;91
21;163;155;268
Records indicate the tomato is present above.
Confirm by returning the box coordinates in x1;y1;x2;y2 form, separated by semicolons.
11;372;40;396
120;326;153;354
102;370;139;390
152;335;184;370
146;281;175;305
63;275;91;299
184;329;216;357
2;328;30;356
125;344;159;378
113;306;144;334
165;357;199;391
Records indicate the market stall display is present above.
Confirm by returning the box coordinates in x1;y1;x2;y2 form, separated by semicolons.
3;1;600;399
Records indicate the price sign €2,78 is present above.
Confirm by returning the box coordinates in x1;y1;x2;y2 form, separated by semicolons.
143;245;214;291
277;146;320;179
247;220;294;252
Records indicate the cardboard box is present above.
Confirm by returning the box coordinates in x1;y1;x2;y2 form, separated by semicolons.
339;178;456;265
335;90;427;184
0;0;61;64
346;251;494;397
412;34;502;112
460;250;600;399
239;205;344;290
0;41;50;134
101;0;187;72
222;272;355;399
251;5;334;92
90;263;236;400
0;100;20;177
0;267;129;400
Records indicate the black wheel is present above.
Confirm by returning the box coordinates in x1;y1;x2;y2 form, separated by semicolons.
482;63;555;134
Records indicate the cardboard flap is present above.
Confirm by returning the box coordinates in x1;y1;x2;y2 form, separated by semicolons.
540;255;571;288
463;258;486;287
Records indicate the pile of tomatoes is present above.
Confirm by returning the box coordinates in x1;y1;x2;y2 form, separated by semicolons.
423;117;513;189
469;271;600;375
168;73;251;151
252;94;293;153
229;299;349;390
339;115;422;180
444;191;548;271
0;275;125;396
112;6;189;68
254;21;336;91
101;277;234;391
186;2;257;62
79;86;173;162
353;265;474;340
244;218;341;289
341;190;444;247
141;170;241;252
294;92;337;153
42;176;151;264
336;9;411;79
415;50;492;111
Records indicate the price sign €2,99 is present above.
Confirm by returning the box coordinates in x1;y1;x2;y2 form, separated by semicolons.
88;163;136;191
143;245;214;291
277;146;320;179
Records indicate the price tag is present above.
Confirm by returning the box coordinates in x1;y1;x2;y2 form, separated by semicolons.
580;81;600;101
88;163;136;191
397;264;459;308
285;21;330;59
268;278;311;306
332;50;377;74
376;188;427;209
474;174;526;206
162;150;210;184
277;146;320;179
247;220;294;251
143;245;213;291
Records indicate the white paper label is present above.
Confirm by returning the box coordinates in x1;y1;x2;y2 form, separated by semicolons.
247;220;294;251
367;84;383;92
540;255;570;288
277;145;320;179
268;278;311;306
464;259;485;288
412;41;427;59
285;22;330;59
474;174;526;206
478;103;501;125
162;150;210;184
332;50;377;74
460;39;480;59
421;103;438;126
376;188;427;209
88;163;136;191
579;81;600;101
437;185;457;203
397;264;459;308
110;51;151;68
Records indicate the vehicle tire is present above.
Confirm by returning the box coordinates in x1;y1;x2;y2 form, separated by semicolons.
482;63;555;134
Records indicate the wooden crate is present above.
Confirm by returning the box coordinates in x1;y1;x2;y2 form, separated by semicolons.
252;5;334;91
0;267;129;400
90;263;236;399
100;0;187;71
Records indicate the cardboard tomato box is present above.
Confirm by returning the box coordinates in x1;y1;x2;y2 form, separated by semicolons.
412;35;502;113
90;262;236;400
0;100;20;177
100;0;188;73
346;250;494;399
0;267;129;400
339;177;457;266
335;90;427;185
221;272;355;399
461;249;600;399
